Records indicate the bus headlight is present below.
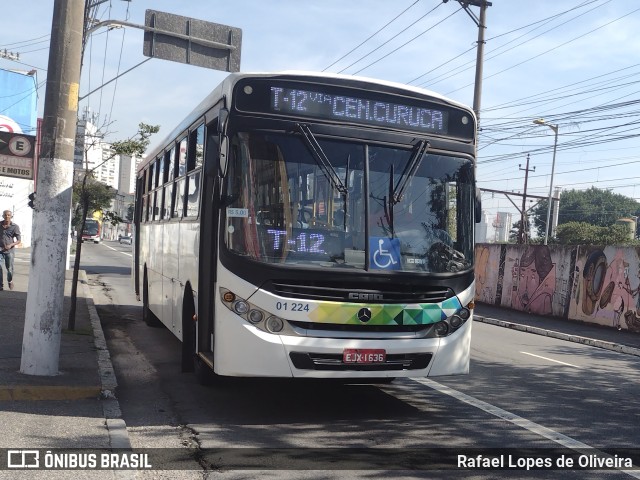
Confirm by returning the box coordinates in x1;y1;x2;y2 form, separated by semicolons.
266;316;284;333
233;300;249;315
450;315;463;328
434;321;449;337
248;309;264;324
220;288;293;336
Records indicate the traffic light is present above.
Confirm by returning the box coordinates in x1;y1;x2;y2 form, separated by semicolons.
28;192;36;209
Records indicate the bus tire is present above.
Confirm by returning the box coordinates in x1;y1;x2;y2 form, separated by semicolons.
142;269;162;328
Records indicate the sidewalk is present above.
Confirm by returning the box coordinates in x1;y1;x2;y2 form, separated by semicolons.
475;302;640;357
0;247;130;453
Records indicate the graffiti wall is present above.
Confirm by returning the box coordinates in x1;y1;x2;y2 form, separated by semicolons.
475;244;640;333
568;246;640;332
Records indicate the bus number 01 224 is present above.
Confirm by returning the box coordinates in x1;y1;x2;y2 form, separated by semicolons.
276;302;310;312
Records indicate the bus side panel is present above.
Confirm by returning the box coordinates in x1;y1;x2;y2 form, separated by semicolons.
177;220;200;340
163;222;180;333
148;223;164;321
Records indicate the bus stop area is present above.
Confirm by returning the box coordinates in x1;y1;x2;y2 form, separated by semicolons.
1;247;640;455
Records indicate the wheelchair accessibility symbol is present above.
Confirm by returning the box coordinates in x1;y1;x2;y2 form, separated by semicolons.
370;237;401;270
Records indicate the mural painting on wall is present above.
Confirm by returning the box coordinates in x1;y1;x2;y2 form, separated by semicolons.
475;245;500;304
508;245;557;315
569;247;640;332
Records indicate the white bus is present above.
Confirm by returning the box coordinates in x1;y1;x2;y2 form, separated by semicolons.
133;72;479;383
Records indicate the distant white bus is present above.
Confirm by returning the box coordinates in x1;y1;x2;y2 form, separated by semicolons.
133;72;479;383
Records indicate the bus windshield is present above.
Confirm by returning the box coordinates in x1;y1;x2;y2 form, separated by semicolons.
83;219;100;236
224;131;474;273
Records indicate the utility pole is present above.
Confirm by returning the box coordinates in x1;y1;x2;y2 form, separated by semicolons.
453;0;492;124
21;0;85;376
518;154;535;244
551;186;561;239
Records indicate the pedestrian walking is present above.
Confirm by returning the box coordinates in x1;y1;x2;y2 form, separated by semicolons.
0;210;21;291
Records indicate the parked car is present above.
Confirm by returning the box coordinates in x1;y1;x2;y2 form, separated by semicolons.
119;235;132;245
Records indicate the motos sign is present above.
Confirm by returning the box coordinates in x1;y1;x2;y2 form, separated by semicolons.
0;131;36;180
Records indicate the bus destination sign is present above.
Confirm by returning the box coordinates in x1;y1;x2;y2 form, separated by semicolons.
269;86;449;135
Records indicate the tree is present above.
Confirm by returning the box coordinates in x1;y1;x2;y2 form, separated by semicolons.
555;221;637;246
126;203;134;222
71;177;116;227
68;123;159;330
508;217;535;244
530;187;640;239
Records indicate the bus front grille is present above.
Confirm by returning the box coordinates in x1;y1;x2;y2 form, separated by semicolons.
289;352;432;371
264;280;453;304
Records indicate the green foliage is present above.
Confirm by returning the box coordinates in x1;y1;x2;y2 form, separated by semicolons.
72;123;160;227
531;187;640;238
509;218;531;243
103;210;124;227
110;123;160;158
126;204;134;222
555;221;638;246
72;176;116;227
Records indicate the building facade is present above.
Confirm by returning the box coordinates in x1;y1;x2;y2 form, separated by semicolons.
0;68;38;247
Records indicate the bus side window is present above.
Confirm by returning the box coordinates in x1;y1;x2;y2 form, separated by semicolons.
156;155;164;186
188;124;205;171
178;137;187;177
167;146;176;182
185;170;201;217
163;183;173;220
174;177;186;218
150;162;156;190
151;190;157;221
142;194;148;223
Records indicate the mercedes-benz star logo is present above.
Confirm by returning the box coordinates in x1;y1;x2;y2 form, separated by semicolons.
357;308;372;323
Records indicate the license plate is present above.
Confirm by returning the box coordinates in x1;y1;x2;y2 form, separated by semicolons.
343;349;386;364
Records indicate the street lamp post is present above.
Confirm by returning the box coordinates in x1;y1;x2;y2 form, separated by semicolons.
533;119;559;245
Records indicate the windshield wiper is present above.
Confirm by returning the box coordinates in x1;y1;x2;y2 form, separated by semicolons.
391;140;429;205
297;123;348;196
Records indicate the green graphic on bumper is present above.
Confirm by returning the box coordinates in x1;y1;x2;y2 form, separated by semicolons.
308;296;462;326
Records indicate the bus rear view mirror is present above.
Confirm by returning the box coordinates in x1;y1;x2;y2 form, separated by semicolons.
475;187;482;223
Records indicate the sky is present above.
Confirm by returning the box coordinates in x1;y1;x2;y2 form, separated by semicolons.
1;0;639;239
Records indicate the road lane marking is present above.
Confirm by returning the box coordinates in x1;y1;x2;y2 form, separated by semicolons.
102;242;132;257
411;378;640;478
520;351;582;368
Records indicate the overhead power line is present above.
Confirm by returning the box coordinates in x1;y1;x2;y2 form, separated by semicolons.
322;0;422;72
445;4;640;97
338;2;448;75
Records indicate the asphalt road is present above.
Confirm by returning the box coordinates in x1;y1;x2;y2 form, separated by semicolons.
81;241;640;479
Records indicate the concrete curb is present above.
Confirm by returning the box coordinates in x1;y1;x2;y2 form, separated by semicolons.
79;270;132;449
474;315;640;358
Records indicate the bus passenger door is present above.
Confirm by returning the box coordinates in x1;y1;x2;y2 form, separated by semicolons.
196;119;222;364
